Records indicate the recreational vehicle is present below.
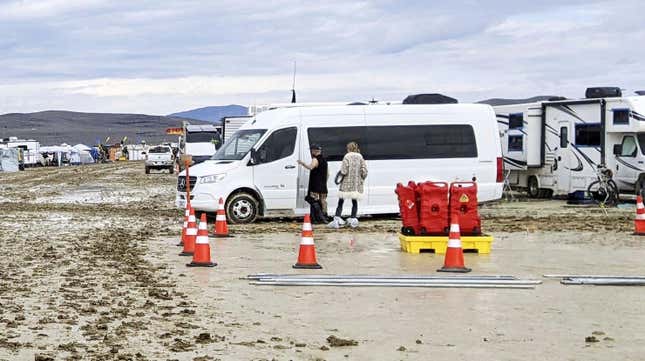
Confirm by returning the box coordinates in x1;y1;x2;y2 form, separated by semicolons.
176;104;503;223
493;87;645;198
182;124;222;164
1;137;42;167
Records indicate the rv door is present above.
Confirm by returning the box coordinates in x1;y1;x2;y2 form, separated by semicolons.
614;135;639;189
556;121;572;193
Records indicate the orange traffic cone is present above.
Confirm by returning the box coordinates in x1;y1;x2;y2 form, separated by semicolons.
293;214;322;269
437;216;471;273
635;195;645;235
214;197;230;237
187;214;217;267
177;205;190;247
179;208;197;256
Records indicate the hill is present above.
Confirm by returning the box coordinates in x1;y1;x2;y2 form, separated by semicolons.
169;105;247;124
0;110;209;145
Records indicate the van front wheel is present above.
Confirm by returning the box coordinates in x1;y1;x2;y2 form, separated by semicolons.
227;193;259;224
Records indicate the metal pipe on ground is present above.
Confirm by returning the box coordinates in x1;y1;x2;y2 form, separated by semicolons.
250;281;536;289
543;274;645;279
251;278;542;285
561;278;645;286
245;274;518;281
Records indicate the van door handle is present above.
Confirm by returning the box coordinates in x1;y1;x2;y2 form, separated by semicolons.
639;161;644;164
285;165;296;169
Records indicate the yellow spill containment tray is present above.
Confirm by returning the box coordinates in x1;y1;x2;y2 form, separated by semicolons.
399;234;493;254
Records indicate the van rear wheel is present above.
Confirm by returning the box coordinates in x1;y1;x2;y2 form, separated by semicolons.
226;193;259;224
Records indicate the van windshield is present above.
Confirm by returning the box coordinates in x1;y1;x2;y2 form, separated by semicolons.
212;129;266;160
638;134;645;155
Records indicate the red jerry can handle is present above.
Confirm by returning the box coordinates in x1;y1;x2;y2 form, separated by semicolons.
428;181;449;188
450;181;477;189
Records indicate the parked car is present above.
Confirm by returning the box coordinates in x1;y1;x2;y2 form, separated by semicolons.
145;145;174;174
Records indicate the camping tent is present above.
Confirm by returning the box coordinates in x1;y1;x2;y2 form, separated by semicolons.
0;148;20;172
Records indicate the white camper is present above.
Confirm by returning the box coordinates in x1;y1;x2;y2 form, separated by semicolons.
1;137;42;167
222;116;252;142
182;124;222;164
176;104;503;223
494;87;645;198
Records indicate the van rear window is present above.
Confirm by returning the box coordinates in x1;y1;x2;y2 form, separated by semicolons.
308;124;477;161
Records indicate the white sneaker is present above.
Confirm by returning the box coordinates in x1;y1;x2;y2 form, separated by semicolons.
328;216;344;229
348;218;359;228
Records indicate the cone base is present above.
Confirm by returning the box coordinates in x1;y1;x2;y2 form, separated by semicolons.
214;234;232;238
186;261;217;267
178;251;194;256
634;232;645;236
176;242;184;247
293;263;322;269
437;266;472;273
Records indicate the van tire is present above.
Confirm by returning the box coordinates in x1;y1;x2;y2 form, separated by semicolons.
226;193;259;224
527;176;539;198
168;166;174;174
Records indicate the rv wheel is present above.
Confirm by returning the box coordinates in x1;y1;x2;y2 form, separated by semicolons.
527;176;540;198
227;193;259;224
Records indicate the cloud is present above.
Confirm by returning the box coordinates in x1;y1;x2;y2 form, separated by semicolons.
0;0;644;114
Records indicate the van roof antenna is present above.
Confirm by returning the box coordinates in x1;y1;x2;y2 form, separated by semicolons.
291;61;297;103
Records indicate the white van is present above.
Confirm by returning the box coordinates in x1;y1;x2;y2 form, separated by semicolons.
176;104;503;223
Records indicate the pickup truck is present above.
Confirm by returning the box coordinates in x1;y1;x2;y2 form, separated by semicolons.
145;146;175;174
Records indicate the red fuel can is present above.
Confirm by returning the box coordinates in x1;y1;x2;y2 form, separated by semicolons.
417;181;450;235
449;182;481;235
395;181;420;235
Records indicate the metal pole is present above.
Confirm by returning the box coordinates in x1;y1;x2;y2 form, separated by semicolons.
544;274;645;279
250;281;535;289
246;274;518;281
252;278;542;285
185;159;191;208
562;278;645;286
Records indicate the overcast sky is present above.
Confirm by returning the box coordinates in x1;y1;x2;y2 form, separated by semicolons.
0;0;643;115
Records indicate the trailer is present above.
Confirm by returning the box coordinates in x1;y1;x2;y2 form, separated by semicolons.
0;137;42;167
222;116;252;142
492;87;645;198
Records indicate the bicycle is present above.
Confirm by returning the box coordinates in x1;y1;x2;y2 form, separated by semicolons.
587;164;619;207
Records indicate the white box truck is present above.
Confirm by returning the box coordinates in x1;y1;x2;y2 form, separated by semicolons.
176;103;503;223
493;87;645;198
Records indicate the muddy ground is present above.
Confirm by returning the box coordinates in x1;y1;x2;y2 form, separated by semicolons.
1;162;645;360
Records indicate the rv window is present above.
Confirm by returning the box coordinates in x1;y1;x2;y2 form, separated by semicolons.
574;124;601;147
613;109;630;125
621;136;637;157
307;127;366;162
508;135;523;152
638;134;645;156
256;127;297;164
560;127;568;148
508;113;524;129
367;125;477;159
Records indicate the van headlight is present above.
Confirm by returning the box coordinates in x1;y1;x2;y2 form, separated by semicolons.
200;174;226;184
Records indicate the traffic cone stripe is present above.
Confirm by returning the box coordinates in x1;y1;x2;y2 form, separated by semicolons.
216;214;227;221
449;223;459;233
186;227;197;235
303;223;313;231
447;238;461;248
195;235;209;244
188;215;196;222
300;236;314;245
187;213;217;267
637;214;645;220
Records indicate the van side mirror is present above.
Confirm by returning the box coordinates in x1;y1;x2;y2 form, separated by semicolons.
249;149;258;165
613;144;622;155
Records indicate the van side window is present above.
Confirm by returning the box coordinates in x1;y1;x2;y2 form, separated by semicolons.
508;135;523;152
369;125;476;159
508;113;523;129
560;127;568;148
256;127;297;163
613;109;630;125
620;136;637;157
308;127;366;162
574;123;601;147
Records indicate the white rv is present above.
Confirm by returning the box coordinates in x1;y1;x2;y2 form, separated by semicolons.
494;87;645;198
176;104;503;223
182;124;222;164
0;137;42;167
222;116;252;142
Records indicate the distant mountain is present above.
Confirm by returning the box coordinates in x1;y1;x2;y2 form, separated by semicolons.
0;110;210;145
169;105;248;124
477;96;565;106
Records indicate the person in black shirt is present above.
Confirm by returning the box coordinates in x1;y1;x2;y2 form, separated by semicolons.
297;144;329;223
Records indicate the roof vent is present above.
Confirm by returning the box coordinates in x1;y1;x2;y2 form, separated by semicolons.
403;93;458;104
585;87;622;99
635;90;645;96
